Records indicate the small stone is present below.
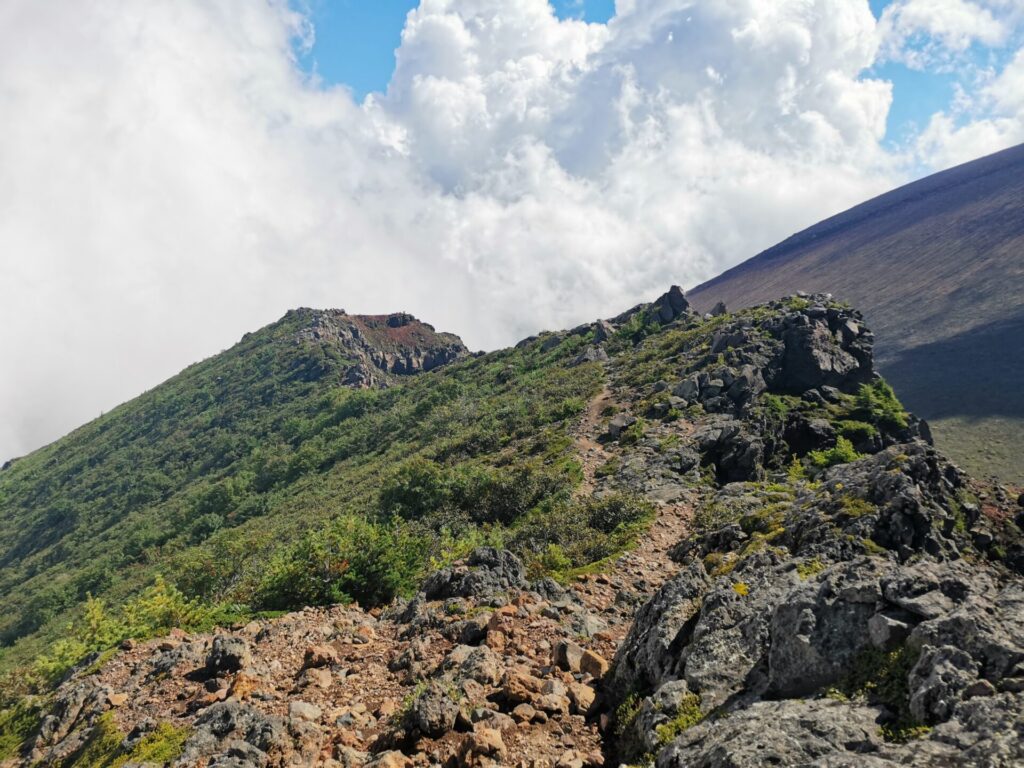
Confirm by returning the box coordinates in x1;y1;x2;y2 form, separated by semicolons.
289;700;323;722
535;693;570;715
541;679;567;697
579;650;609;679
964;679;997;698
302;667;333;690
228;671;262;699
501;672;543;704
511;703;537;723
365;751;412;768
554;640;584;673
459;727;506;765
304;644;340;668
567;683;596;715
206;635;251;675
867;612;911;649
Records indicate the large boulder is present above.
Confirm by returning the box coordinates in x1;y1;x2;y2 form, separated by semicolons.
422;548;527;600
175;701;290;768
206;635;252;675
770;304;874;393
652;285;691;324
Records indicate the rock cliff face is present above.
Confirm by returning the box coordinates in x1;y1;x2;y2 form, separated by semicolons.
291;309;469;388
17;288;1024;768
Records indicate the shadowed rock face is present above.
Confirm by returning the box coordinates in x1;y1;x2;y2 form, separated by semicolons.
687;142;1024;482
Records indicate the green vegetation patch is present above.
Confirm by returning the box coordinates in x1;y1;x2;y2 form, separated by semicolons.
824;646;927;743
0;699;41;760
654;692;705;745
808;436;861;469
59;712;188;768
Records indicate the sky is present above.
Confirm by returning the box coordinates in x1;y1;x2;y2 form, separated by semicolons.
1;0;1023;462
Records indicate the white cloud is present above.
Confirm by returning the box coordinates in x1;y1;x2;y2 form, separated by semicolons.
0;0;1021;461
912;47;1024;164
879;0;1009;69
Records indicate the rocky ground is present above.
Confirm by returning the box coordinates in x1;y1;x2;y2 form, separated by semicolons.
19;289;1024;767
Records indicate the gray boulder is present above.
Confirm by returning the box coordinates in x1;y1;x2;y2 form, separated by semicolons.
422;548;526;600
206;635;252;675
652;285;691;324
175;701;289;768
409;682;460;737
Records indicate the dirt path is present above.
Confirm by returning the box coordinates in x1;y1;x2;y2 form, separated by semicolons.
572;384;616;496
568;385;694;644
75;387;696;768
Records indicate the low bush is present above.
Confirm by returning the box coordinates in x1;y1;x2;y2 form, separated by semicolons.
808;437;861;469
854;381;908;430
255;515;428;610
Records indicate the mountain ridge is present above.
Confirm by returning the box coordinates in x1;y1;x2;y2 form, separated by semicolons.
3;287;1021;768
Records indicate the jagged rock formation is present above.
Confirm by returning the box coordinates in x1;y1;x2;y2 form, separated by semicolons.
292;309;469;388
8;288;1024;768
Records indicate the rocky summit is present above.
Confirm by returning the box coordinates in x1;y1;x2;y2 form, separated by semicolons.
1;288;1022;768
289;309;469;388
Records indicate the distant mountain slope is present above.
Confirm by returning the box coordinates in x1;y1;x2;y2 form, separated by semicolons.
688;143;1024;482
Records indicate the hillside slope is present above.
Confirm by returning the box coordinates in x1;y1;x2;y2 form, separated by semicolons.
4;289;1022;768
687;143;1024;483
0;309;468;656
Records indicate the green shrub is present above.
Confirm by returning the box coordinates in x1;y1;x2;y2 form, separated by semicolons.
613;693;642;739
837;420;877;442
0;700;40;760
33;578;212;685
809;437;861;469
584;494;655;534
595;457;621;478
527;544;574;580
53;711;188;768
255;515;427;610
615;312;660;345
379;458;571;527
619;419;646;446
796;558;826;580
855;381;908;430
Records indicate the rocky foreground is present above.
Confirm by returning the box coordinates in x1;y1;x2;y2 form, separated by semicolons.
21;291;1024;767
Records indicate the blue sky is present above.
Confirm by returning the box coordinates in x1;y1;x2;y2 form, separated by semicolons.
298;1;615;97
298;0;956;144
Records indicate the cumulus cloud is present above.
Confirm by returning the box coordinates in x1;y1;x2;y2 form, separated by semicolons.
879;0;1009;68
912;47;1024;165
0;0;1022;461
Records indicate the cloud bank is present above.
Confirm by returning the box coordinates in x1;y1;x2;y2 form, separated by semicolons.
1;0;1022;460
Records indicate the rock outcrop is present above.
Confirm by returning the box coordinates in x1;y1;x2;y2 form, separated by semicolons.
292;309;469;388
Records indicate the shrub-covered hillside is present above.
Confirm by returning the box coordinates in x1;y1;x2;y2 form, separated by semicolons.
0;301;648;679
